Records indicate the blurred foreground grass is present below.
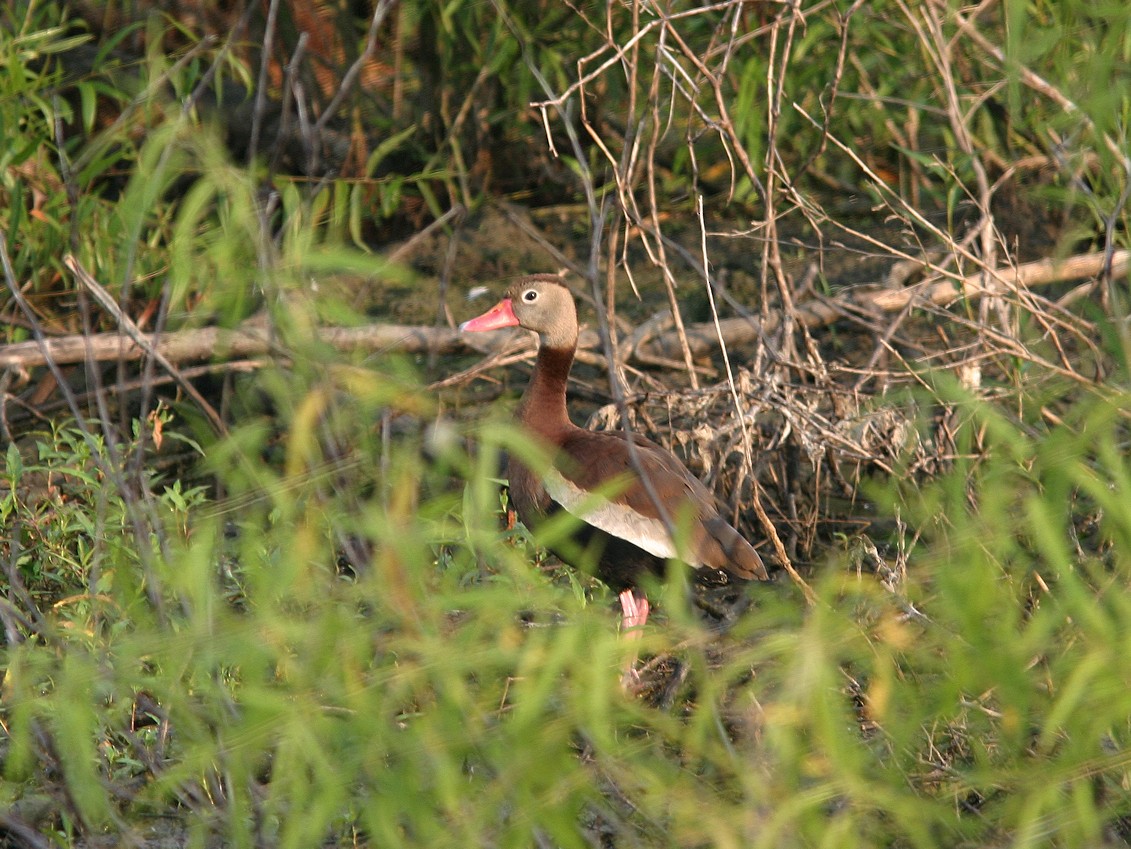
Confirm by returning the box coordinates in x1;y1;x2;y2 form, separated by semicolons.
5;367;1131;847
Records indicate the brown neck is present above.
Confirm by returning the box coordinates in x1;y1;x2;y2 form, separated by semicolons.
517;343;575;439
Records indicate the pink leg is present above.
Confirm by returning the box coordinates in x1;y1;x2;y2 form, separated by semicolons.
618;589;650;688
619;589;650;634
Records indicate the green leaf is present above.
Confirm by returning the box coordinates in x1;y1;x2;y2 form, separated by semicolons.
5;440;22;480
364;124;417;177
77;80;98;134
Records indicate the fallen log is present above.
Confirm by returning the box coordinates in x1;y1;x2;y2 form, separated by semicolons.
0;322;470;372
1;248;1123;373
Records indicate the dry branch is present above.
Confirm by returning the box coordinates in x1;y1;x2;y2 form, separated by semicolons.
2;249;1122;375
0;322;470;371
642;248;1129;360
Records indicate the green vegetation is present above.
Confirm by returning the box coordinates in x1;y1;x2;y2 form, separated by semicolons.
2;1;1131;846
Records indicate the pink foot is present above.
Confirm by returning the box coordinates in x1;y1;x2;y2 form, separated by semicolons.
619;589;650;635
619;589;650;689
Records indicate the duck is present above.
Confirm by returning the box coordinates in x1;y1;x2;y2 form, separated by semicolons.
460;275;769;646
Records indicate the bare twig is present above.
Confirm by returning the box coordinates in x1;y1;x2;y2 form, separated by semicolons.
190;5;257;116
388;203;468;265
312;0;397;138
247;0;282;164
270;31;309;175
1;235;173;625
70;35;219;174
64;255;227;436
0;811;55;849
752;480;815;605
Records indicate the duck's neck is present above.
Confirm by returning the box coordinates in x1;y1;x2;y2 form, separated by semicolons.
517;343;575;439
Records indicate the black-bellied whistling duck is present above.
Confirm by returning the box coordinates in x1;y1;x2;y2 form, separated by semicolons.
460;275;769;647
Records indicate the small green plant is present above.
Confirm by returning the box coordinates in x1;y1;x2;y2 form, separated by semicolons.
2;415;206;611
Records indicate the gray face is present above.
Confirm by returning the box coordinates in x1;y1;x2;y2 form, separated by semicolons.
507;281;577;348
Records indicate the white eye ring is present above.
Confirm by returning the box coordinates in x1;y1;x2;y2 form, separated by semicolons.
522;289;539;302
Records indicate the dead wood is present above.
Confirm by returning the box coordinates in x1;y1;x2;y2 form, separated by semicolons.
0;322;467;372
640;248;1129;361
2;248;1122;378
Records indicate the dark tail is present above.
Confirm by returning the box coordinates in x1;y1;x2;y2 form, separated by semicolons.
702;518;769;581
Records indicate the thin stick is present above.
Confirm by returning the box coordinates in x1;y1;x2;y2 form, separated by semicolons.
247;0;282;164
270;32;309;175
2;235;173;625
313;0;397;137
64;255;227;436
71;35;219;174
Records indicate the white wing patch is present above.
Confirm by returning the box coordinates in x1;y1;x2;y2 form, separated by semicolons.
542;467;701;566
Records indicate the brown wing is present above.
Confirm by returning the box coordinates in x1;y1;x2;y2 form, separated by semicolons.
505;454;552;526
556;428;768;581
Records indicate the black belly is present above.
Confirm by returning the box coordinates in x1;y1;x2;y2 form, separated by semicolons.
541;508;667;594
507;462;675;593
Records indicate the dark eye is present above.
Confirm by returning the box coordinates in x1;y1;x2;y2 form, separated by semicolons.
522;289;539;302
